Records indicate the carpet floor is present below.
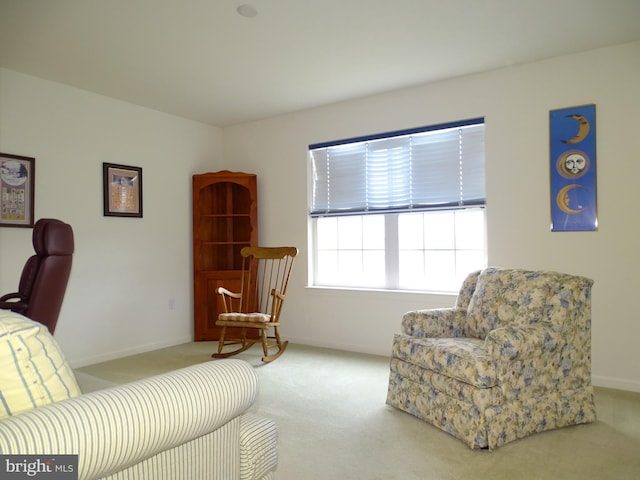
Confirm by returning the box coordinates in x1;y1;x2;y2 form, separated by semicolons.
77;342;640;480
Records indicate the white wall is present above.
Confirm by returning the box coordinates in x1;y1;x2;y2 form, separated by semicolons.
0;68;222;366
2;41;638;392
222;41;640;392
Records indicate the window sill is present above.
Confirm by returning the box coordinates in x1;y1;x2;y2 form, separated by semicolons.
305;285;457;298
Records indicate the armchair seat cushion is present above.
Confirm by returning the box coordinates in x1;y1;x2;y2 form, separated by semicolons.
392;334;498;388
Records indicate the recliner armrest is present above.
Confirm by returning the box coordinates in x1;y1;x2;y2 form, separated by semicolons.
485;324;560;361
0;292;21;302
0;294;28;314
401;307;468;338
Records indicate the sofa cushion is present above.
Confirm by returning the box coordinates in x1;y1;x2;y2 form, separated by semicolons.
466;268;553;339
391;334;498;388
0;310;80;419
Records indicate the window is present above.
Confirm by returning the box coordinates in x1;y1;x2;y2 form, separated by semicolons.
308;118;486;293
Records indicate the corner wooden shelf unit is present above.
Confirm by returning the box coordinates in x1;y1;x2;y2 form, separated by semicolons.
192;171;258;341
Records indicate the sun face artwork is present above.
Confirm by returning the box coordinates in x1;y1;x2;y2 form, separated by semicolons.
549;105;597;231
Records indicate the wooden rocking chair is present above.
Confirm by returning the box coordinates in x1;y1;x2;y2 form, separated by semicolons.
212;246;298;362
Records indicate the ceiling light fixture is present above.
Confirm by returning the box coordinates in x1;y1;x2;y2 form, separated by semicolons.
236;4;258;18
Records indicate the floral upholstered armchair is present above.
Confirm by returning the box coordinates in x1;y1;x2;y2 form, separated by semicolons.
386;268;596;449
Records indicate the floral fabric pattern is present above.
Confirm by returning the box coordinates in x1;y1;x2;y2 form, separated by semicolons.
386;268;596;449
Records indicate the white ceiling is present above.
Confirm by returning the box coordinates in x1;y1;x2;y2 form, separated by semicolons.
1;0;639;127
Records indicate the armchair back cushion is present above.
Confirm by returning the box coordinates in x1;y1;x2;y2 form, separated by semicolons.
464;268;592;339
466;269;550;338
454;269;481;311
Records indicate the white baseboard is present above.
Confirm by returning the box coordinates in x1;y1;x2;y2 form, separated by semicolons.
290;337;640;394
70;335;192;368
71;335;640;394
286;335;391;358
592;375;640;393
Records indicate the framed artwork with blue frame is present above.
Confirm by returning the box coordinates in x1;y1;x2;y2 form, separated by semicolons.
549;104;597;232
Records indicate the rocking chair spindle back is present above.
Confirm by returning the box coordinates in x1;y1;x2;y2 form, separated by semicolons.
213;246;298;362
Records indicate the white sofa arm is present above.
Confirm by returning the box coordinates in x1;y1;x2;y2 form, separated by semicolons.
240;413;278;480
0;359;257;480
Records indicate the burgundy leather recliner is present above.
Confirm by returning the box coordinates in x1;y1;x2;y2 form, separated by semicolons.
0;218;74;334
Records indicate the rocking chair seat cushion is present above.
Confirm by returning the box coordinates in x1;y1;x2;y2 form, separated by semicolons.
219;312;271;323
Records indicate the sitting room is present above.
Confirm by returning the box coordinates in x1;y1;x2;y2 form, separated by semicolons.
1;1;640;479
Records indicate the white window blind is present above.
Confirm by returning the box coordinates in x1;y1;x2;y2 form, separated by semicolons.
310;119;485;216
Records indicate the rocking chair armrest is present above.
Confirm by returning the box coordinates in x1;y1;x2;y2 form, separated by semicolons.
271;289;286;313
217;287;241;299
270;288;285;300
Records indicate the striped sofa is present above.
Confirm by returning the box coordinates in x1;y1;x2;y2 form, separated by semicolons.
0;359;278;480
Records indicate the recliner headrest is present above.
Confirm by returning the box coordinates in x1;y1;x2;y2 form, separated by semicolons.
43;222;74;256
32;218;74;256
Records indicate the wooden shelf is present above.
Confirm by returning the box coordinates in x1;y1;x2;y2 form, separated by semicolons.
192;171;258;341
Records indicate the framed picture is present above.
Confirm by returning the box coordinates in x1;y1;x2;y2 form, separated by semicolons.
103;163;143;218
0;152;35;228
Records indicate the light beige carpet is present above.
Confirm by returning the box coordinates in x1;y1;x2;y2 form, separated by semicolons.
78;343;640;480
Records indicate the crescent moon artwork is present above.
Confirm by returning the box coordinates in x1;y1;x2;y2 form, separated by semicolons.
562;114;590;145
549;104;597;231
556;184;586;214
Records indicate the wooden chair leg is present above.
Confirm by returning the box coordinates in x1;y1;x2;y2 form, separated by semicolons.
212;325;255;359
273;326;282;346
261;328;269;358
217;326;227;354
262;326;288;362
213;324;288;362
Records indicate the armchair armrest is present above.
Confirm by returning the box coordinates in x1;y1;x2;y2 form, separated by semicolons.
485;324;560;361
401;307;468;338
0;359;258;480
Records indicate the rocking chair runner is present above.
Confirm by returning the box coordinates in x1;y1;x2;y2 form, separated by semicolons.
212;246;298;362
